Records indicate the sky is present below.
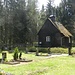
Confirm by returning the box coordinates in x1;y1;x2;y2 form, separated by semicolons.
38;0;61;9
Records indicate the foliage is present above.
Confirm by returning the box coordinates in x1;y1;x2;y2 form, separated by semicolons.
28;46;49;53
26;0;39;43
28;46;36;52
0;0;39;49
0;0;29;49
46;0;55;17
19;51;22;59
0;0;75;49
28;47;75;54
13;47;19;60
56;0;75;44
28;46;67;53
51;47;68;54
37;5;47;32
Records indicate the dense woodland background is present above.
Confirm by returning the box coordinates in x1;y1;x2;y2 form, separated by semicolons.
0;0;75;50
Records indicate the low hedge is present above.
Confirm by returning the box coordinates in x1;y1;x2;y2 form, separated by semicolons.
51;47;68;54
27;46;75;54
28;46;36;52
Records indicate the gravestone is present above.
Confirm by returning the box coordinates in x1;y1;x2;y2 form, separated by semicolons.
2;51;7;61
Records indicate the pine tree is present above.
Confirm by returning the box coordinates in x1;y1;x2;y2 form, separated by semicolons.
56;0;75;45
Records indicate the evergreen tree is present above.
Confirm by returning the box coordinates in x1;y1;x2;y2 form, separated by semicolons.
0;0;29;49
37;5;46;31
26;0;38;45
56;0;75;45
46;0;55;17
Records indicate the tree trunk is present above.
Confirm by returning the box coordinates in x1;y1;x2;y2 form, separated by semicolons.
1;26;4;50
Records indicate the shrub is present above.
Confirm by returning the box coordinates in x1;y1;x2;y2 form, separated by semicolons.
39;48;48;53
28;47;48;53
28;46;36;52
13;47;19;60
71;47;75;54
51;47;68;54
19;51;22;59
27;46;75;54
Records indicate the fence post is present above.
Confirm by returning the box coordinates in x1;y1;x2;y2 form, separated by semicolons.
68;47;71;55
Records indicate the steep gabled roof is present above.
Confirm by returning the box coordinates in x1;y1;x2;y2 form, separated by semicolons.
48;18;72;37
55;22;72;37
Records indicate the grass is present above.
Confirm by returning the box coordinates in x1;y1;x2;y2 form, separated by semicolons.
0;51;75;75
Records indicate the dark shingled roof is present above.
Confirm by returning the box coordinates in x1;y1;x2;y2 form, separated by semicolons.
48;18;72;37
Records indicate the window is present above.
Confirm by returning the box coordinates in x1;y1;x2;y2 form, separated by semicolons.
46;36;50;42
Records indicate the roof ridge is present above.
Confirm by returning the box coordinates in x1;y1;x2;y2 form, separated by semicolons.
48;18;60;30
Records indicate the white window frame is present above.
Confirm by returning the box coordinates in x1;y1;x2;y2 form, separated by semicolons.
69;37;70;43
46;36;50;42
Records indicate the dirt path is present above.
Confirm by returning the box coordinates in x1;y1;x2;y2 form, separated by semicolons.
48;54;68;57
11;54;68;66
